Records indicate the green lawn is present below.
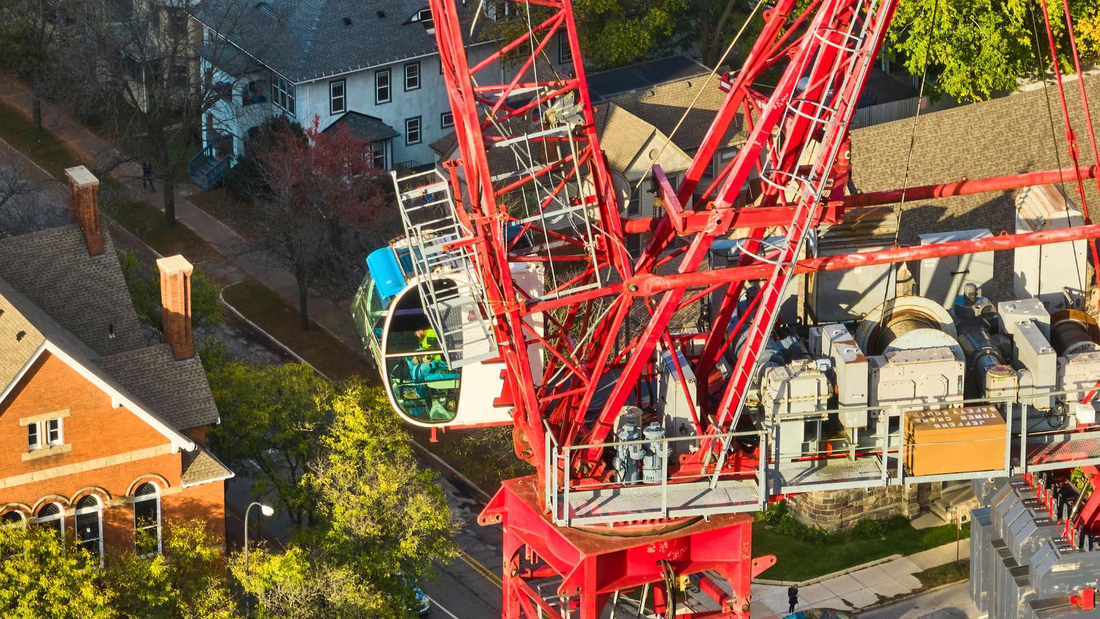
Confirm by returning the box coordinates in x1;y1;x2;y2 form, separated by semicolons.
0;99;214;262
754;516;970;582
0;98;82;178
221;279;373;381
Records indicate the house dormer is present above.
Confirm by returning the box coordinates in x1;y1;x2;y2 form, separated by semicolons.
405;6;434;33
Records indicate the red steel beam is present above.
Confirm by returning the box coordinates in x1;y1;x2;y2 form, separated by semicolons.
621;165;1100;235
634;222;1100;296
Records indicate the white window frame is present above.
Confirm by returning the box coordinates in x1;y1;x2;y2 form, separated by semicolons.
75;496;103;566
27;418;63;451
404;62;421;91
36;503;64;542
441;111;454;128
375;69;391;104
558;30;572;64
370;141;387;169
271;74;296;116
329;78;346;115
405;117;421;145
45;418;62;446
133;483;162;557
27;423;40;451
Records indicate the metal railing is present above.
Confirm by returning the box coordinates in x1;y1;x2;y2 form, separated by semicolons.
543;385;1100;525
392;167;498;368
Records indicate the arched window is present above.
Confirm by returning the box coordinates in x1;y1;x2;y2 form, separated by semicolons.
75;495;103;564
0;510;25;528
36;503;64;541
133;483;161;556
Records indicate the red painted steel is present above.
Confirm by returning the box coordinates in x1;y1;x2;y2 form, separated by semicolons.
420;0;1100;614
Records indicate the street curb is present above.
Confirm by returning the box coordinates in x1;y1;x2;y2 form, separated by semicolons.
753;553;904;587
855;576;969;614
218;284;327;378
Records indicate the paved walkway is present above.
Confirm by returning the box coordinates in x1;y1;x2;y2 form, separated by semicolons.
748;539;971;618
0;72;366;357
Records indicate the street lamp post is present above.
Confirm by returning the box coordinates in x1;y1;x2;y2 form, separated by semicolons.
243;502;274;617
244;501;274;569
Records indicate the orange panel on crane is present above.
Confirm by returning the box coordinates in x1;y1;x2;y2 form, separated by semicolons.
904;406;1006;477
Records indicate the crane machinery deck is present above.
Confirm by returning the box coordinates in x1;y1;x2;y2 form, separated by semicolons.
349;0;1100;615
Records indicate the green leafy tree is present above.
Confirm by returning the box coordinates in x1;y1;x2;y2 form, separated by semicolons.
0;525;116;618
232;381;456;619
206;359;330;529
310;381;458;594
102;521;239;619
888;0;1100;101
571;0;687;67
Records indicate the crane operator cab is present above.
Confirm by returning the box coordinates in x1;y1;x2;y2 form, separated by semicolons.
352;244;543;428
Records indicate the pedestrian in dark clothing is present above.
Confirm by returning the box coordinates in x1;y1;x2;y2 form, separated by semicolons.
788;585;799;614
142;161;155;191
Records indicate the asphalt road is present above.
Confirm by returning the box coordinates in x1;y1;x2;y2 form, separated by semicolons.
859;582;980;619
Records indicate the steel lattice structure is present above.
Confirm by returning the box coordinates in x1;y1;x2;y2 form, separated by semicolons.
404;0;1100;614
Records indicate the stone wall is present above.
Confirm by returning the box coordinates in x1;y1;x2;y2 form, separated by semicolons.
788;482;943;532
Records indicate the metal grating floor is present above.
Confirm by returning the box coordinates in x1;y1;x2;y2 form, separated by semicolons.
1026;435;1100;467
563;479;759;525
774;457;883;493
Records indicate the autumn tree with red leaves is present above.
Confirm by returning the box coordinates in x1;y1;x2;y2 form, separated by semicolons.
250;116;391;330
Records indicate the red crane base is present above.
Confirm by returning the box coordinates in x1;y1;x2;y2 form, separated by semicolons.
479;477;775;618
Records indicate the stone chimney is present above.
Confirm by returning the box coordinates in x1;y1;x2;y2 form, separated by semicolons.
65;166;103;256
157;255;194;360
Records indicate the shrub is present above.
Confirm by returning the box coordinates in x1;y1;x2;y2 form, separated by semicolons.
759;500;830;546
852;517;891;540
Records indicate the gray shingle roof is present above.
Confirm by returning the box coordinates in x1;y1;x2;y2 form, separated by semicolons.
181;446;234;486
0;223;220;432
195;0;478;83
849;74;1100;300
608;75;746;155
0;277;194;447
0;224;146;356
97;345;220;431
324;111;399;142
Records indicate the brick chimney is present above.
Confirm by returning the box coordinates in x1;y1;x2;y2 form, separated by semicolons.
157;255;194;360
65;166;103;256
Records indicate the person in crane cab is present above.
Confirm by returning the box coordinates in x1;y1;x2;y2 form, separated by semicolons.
415;328;438;351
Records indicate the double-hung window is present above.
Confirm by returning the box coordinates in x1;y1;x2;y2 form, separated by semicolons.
133;483;162;556
370;141;387;169
376;69;391;104
405;117;421;145
27;418;63;451
271;74;296;115
405;62;420;91
75;496;103;565
441;111;454;128
330;79;346;115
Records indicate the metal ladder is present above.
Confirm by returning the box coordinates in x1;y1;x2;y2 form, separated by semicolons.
392;168;498;368
707;0;892;485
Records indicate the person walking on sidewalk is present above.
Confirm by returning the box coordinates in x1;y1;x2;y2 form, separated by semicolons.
788;585;799;614
142;161;155;192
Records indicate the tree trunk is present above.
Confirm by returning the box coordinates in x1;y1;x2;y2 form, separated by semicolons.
297;274;310;331
162;178;176;225
31;94;42;132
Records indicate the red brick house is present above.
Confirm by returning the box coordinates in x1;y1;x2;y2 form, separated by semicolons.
0;166;231;560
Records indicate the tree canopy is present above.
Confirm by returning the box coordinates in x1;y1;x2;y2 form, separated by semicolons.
888;0;1100;102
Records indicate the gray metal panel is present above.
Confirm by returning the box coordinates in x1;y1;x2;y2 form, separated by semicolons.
774;457;882;494
971;507;994;613
918;229;994;308
563;479;759;525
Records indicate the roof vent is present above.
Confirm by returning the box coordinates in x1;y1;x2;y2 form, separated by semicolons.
377;9;385;18
15;331;25;342
343;16;352;25
108;323;116;339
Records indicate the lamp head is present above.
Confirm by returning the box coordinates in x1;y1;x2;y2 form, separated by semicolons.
260;504;275;517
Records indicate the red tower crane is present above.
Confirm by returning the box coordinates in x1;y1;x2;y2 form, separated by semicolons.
353;0;1100;614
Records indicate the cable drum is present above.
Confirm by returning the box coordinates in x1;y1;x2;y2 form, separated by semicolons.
1050;309;1100;356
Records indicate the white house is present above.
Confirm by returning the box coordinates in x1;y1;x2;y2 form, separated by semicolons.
189;0;572;188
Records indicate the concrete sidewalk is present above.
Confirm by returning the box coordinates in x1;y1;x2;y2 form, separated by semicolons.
748;539;970;617
0;72;367;358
